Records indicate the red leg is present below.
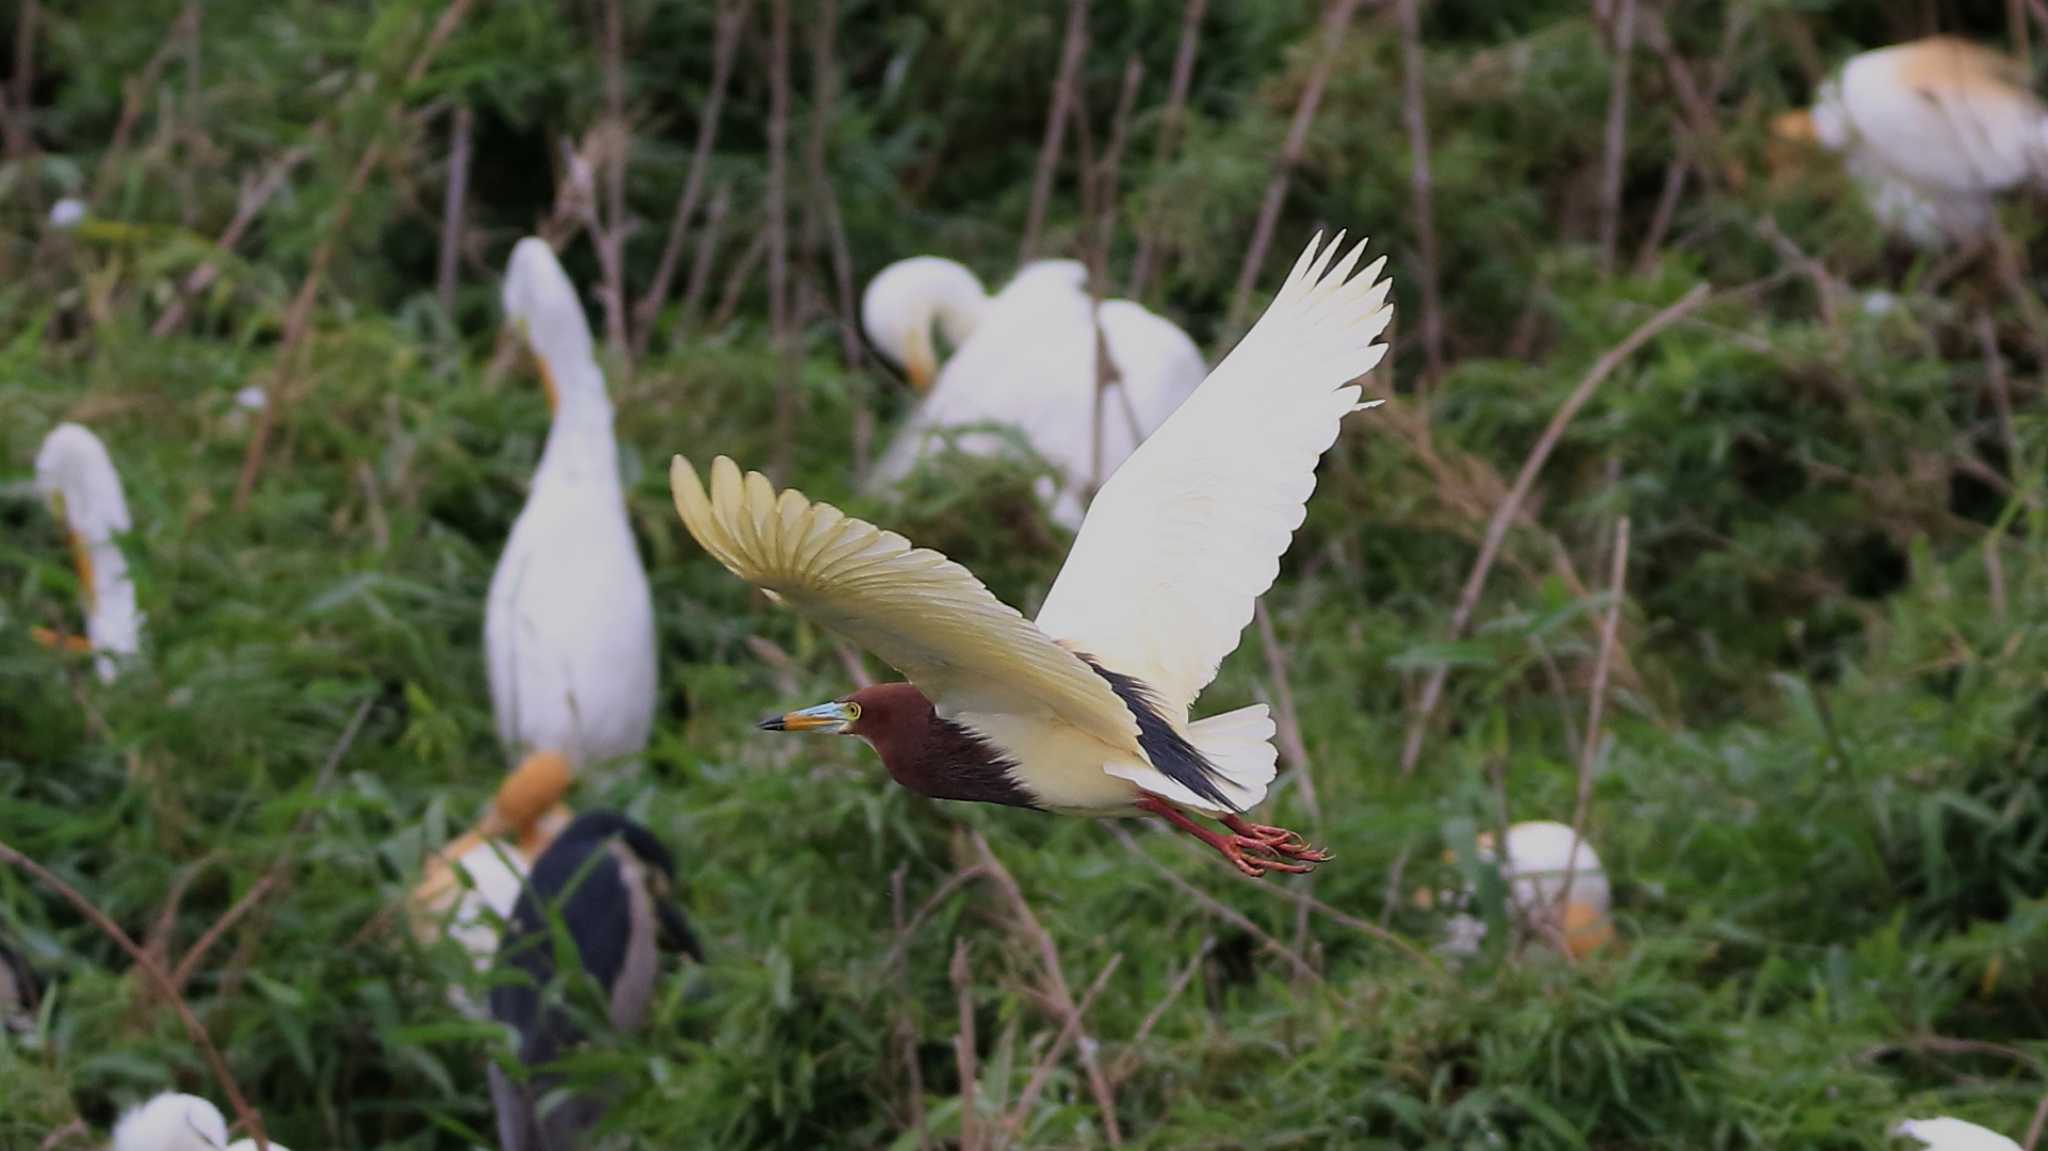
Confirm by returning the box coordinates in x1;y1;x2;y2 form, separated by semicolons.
1135;796;1322;878
1220;813;1331;864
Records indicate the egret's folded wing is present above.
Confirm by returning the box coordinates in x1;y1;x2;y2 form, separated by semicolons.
1034;232;1392;716
671;456;1141;750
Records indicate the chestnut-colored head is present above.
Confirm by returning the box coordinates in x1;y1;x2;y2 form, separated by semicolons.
757;682;1036;808
758;682;930;744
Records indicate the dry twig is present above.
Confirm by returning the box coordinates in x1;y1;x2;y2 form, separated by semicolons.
436;105;473;320
1127;0;1206;298
1020;0;1090;263
1396;0;1445;387
1400;283;1710;773
1596;0;1636;274
951;939;981;1151
636;0;749;355
766;0;796;482
1226;0;1364;332
1561;516;1628;919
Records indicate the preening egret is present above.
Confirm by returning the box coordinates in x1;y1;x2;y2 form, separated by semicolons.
110;1092;227;1151
1774;37;2048;247
1440;821;1613;960
487;238;658;773
487;810;702;1151
675;232;1391;877
33;423;139;683
409;750;575;1016
1893;1117;2023;1151
863;256;1207;530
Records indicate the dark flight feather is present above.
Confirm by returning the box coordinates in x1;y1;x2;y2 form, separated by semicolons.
1080;657;1237;811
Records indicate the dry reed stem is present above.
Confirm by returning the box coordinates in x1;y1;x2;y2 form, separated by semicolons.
1396;0;1445;387
1560;515;1628;919
1108;936;1214;1084
1226;0;1364;333
1596;0;1636;274
951;938;981;1151
0;839;268;1150
680;181;734;332
889;867;932;1150
91;5;199;207
233;0;476;509
1127;0;1206;298
766;0;795;482
1400;283;1709;774
1111;826;1322;983
1003;952;1122;1136
969;832;1123;1143
436;105;472;320
1020;0;1090;263
635;0;749;355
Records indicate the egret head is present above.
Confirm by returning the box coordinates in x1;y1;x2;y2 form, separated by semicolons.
111;1092;228;1151
502;237;603;416
861;257;989;394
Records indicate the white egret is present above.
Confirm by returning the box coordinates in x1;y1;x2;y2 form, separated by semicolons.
1775;38;2048;247
1439;821;1613;960
33;423;139;683
487;239;658;772
863;256;1207;530
409;750;575;1017
110;1092;227;1151
676;231;1390;876
1894;1117;2023;1151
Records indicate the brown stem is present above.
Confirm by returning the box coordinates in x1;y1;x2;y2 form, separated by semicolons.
152;144;314;337
1977;313;2024;481
233;0;476;510
1561;515;1628;919
888;867;932;1150
951;939;981;1151
1400;283;1709;774
765;0;796;483
91;5;199;207
1111;826;1322;983
0;839;267;1149
436;105;473;320
1596;0;1636;275
1107;936;1214;1084
709;228;767;331
8;0;37;159
970;832;1123;1144
1225;0;1363;333
1020;0;1089;263
1004;952;1122;1131
680;181;734;333
1127;0;1206;298
1395;0;1444;387
635;0;749;356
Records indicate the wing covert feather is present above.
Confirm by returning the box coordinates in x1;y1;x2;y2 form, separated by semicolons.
1034;232;1393;716
671;456;1141;751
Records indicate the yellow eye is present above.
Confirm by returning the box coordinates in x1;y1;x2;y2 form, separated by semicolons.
844;702;862;721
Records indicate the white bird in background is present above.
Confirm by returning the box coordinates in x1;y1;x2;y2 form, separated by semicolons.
1774;37;2048;247
1439;821;1613;960
33;423;140;683
409;750;575;1018
677;233;1390;877
1894;1117;2023;1151
863;256;1208;530
110;1092;227;1151
487;238;658;773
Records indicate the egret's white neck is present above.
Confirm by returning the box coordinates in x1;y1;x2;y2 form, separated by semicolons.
534;365;623;490
862;257;991;378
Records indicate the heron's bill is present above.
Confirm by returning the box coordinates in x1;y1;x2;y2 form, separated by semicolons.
760;700;857;734
906;355;937;395
1770;109;1817;142
535;353;560;413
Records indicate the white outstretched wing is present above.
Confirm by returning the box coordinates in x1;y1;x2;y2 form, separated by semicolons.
1034;232;1392;716
671;455;1142;752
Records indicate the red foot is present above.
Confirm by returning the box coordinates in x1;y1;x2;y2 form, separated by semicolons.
1136;796;1331;878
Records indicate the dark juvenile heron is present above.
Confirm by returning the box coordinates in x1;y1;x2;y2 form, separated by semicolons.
487;810;702;1151
672;231;1391;877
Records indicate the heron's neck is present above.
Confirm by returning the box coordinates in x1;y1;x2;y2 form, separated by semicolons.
865;704;1038;810
535;395;622;490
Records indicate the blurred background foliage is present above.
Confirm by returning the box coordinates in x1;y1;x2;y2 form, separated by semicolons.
5;0;2048;1147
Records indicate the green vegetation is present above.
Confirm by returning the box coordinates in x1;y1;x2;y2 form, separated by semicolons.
5;0;2048;1147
